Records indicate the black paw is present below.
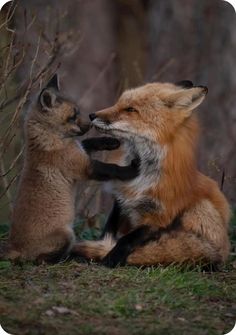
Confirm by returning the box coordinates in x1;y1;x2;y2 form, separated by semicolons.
82;137;120;153
100;137;120;150
130;155;141;178
131;155;140;168
101;251;126;268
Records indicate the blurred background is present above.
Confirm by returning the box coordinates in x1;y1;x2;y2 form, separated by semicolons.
0;0;235;240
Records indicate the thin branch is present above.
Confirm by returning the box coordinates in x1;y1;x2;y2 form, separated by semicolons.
0;159;13;209
29;34;41;81
0;1;17;31
0;133;16;157
0;6;76;217
0;34;44;146
0;48;26;94
0;31;61;111
0;173;18;205
3;29;14;78
150;58;175;81
0;146;24;177
80;52;116;106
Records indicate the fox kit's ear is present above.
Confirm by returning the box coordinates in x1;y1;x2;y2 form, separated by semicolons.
169;86;208;117
39;89;57;111
46;73;60;91
175;80;193;89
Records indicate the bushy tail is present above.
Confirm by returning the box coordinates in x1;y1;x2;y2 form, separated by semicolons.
127;231;226;266
71;234;116;261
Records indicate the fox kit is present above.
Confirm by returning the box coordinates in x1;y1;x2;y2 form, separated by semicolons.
3;74;139;263
75;80;231;268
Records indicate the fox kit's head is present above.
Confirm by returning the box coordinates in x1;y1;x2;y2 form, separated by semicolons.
90;81;207;145
28;74;90;139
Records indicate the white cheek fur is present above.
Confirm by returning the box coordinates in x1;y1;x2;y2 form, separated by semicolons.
93;119;157;142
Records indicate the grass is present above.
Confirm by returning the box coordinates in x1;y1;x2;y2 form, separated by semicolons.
0;212;236;335
0;263;235;335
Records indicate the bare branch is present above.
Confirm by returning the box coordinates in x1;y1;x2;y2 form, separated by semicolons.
0;4;81;218
80;53;116;106
0;173;18;205
0;1;17;31
0;146;24;177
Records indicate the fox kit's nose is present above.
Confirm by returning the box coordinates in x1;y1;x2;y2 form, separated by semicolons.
89;113;97;121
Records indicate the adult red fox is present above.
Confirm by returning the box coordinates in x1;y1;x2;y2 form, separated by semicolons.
1;74;139;263
74;80;231;268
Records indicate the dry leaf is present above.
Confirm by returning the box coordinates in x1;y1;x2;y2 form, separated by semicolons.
134;304;143;311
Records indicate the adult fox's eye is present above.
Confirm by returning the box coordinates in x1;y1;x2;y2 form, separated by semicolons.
125;107;137;113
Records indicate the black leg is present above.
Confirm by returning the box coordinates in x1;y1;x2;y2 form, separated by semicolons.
88;156;140;181
101;200;122;238
101;225;151;268
101;214;183;268
82;137;120;153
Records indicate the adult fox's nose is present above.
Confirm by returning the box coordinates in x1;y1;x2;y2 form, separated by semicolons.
89;113;97;121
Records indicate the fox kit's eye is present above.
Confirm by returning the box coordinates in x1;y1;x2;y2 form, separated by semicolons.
124;107;137;113
67;108;80;123
67;113;77;123
74;107;80;115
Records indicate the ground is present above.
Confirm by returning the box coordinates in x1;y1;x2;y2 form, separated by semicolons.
0;214;236;335
0;261;235;335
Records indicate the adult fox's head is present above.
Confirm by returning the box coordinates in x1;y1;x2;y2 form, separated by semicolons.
90;81;207;144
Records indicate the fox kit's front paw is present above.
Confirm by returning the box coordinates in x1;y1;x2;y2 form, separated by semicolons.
82;137;120;152
98;137;120;151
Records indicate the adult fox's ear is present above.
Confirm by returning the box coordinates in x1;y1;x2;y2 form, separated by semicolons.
45;73;60;91
39;89;57;111
167;86;208;117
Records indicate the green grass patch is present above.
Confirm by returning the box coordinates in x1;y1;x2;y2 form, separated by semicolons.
0;263;235;335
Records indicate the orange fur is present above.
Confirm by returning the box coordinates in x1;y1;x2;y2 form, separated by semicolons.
75;82;231;266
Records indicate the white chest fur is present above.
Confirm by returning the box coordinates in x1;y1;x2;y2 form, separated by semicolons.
113;137;167;223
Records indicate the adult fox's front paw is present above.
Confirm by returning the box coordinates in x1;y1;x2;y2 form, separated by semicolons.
99;137;120;150
101;250;127;268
